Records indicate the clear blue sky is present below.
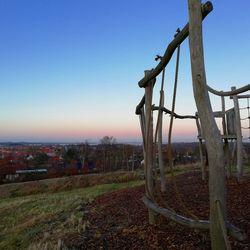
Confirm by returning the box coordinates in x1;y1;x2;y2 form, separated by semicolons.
0;0;249;143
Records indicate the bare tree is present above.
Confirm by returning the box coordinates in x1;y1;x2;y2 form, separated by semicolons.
100;136;117;145
100;136;117;172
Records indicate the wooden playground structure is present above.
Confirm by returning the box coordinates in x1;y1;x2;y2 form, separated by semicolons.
135;1;249;249
197;85;250;181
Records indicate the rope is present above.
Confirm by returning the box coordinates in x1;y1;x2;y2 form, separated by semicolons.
153;62;175;211
216;200;232;250
167;45;180;167
166;40;198;220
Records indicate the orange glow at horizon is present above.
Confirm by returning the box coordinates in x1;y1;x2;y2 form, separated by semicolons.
0;114;199;142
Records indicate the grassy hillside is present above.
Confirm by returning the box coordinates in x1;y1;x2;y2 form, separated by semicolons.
0;180;143;249
0;171;140;199
1;162;246;249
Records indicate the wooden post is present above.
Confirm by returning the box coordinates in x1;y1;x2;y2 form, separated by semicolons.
199;139;205;180
139;108;146;160
188;1;227;249
221;95;231;178
144;70;157;224
158;69;167;192
231;86;243;180
196;114;206;180
221;96;227;135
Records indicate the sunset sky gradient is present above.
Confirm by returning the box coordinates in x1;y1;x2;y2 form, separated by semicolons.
0;0;249;143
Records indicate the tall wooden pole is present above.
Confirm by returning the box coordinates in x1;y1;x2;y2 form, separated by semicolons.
231;86;243;180
157;68;167;192
188;1;227;249
222;96;231;178
144;70;157;224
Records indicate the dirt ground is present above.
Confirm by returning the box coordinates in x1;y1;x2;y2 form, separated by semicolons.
64;171;250;249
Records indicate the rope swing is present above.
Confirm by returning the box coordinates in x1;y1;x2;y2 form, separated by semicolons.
166;30;198;220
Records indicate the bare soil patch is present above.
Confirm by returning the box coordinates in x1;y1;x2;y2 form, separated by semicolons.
65;172;250;249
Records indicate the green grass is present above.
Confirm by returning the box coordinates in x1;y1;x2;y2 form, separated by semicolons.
0;180;144;250
0;164;209;249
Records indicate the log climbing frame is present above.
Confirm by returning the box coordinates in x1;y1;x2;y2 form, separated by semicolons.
135;1;248;249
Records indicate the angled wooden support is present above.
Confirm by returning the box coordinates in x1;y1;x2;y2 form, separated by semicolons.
138;1;213;88
139;107;146;161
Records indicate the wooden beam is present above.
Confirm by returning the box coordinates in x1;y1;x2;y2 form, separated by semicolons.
152;106;196;119
208;84;250;97
138;1;213;88
212;111;224;118
142;196;246;241
230;94;250;99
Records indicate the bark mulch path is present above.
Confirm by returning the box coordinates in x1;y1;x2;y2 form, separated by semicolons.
65;171;250;249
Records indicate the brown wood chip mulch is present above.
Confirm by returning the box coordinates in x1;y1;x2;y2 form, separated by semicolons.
64;172;250;249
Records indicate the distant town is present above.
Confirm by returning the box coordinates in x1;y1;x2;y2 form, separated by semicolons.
0;137;205;184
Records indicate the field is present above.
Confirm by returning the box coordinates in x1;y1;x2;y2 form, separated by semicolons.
0;165;249;249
